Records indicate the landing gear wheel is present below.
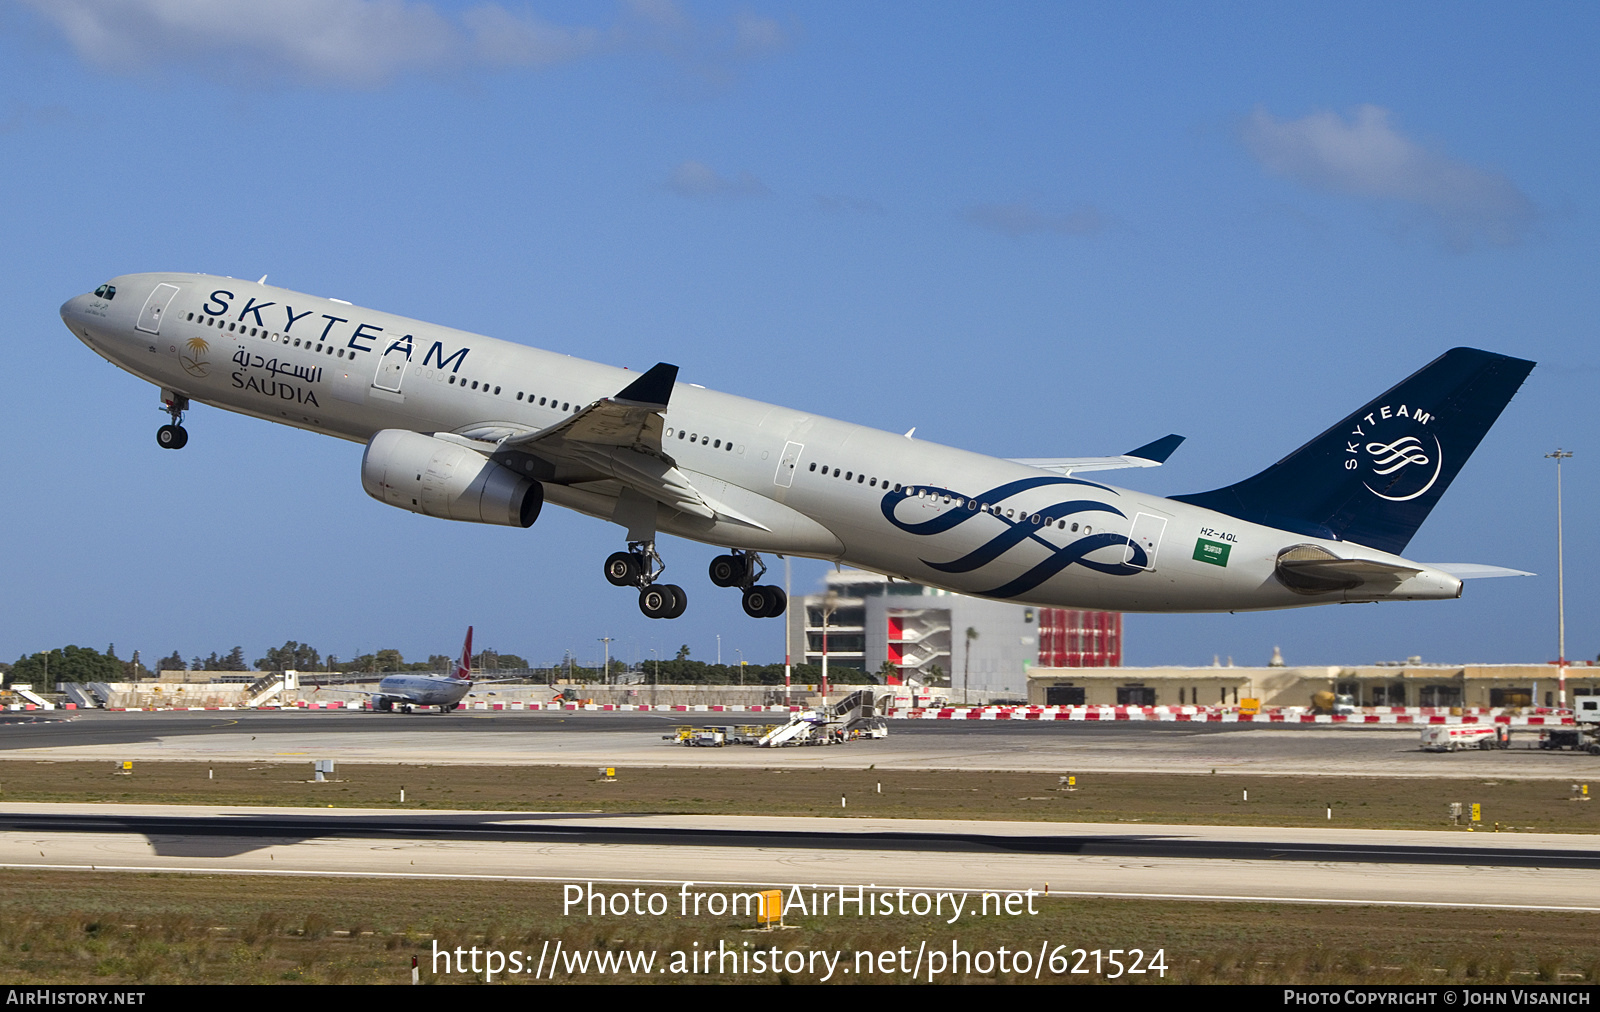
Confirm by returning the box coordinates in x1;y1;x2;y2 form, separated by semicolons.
762;585;786;617
157;424;188;450
604;552;642;587
662;584;687;619
709;554;748;588
639;584;685;619
742;585;784;618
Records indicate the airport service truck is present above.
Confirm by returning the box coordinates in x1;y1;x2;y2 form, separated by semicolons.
1538;696;1600;755
1420;724;1510;752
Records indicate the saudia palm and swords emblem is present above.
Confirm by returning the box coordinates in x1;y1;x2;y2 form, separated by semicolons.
180;336;211;378
1345;403;1443;502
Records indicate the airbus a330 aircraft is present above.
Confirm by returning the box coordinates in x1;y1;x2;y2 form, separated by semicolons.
61;273;1534;621
370;626;477;713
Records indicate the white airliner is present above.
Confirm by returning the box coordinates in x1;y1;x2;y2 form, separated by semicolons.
370;626;476;713
60;274;1534;621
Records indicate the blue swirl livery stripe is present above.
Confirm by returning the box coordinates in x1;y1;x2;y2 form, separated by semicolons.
877;475;1113;536
977;532;1146;598
880;478;1143;599
925;500;1112;574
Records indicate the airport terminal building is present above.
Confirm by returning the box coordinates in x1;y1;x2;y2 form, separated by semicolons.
1025;662;1600;709
789;569;1120;701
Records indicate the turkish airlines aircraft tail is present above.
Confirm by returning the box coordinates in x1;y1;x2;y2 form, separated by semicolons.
452;627;473;681
1173;347;1535;555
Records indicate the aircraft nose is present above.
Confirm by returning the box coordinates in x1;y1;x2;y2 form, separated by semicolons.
59;294;85;325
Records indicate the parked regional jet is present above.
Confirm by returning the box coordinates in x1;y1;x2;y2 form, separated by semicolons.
60;274;1534;621
370;626;476;713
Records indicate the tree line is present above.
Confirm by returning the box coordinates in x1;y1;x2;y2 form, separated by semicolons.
4;641;889;686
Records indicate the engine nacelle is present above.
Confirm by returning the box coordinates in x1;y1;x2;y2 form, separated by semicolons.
361;429;543;528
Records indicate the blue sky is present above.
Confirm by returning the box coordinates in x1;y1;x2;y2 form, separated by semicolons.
2;1;1595;672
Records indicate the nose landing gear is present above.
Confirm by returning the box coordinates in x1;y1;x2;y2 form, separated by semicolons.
605;540;688;619
709;550;787;618
157;392;189;450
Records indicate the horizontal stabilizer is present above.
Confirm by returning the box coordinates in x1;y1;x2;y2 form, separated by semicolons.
1011;433;1185;475
1279;556;1422;582
1274;543;1423;594
1426;563;1535;580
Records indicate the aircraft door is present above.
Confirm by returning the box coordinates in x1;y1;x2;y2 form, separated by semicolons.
774;441;804;487
372;340;408;393
1125;513;1168;571
135;284;180;335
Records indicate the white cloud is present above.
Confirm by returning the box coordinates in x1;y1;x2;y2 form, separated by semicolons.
1241;105;1536;250
667;160;770;199
964;201;1105;238
18;0;785;88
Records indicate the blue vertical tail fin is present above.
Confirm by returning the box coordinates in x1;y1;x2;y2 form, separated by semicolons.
1171;347;1534;555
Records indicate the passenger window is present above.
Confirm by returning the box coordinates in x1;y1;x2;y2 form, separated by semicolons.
857;474;864;483
845;471;853;481
1071;523;1079;532
809;462;817;471
714;439;721;449
833;468;840;477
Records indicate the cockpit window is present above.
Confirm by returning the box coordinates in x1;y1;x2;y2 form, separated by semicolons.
93;284;116;300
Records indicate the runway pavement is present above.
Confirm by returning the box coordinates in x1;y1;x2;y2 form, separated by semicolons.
2;802;1597;911
3;709;1597;778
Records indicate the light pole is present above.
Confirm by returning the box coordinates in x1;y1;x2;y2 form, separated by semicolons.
1547;449;1573;710
598;637;613;686
820;589;839;702
964;626;979;707
649;648;659;708
735;648;745;686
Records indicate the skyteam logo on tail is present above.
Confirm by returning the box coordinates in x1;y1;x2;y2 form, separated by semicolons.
1346;404;1443;503
880;476;1145;598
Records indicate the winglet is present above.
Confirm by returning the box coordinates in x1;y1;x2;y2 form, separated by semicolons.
452;627;473;681
615;362;678;407
1126;433;1184;464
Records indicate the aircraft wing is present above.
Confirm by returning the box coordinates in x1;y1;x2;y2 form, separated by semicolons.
497;362;677;458
1011;433;1184;475
473;363;750;526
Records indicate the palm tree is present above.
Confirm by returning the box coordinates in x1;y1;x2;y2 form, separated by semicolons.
964;627;979;706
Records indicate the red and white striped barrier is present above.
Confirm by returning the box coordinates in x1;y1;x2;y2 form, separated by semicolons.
887;705;1575;726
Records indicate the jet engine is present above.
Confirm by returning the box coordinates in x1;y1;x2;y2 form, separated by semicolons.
361;429;543;528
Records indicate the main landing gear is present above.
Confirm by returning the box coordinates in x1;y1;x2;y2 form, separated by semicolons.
709;550;787;618
157;393;189;450
605;540;688;620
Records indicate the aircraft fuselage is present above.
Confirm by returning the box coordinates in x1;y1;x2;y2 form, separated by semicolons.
60;272;1473;614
